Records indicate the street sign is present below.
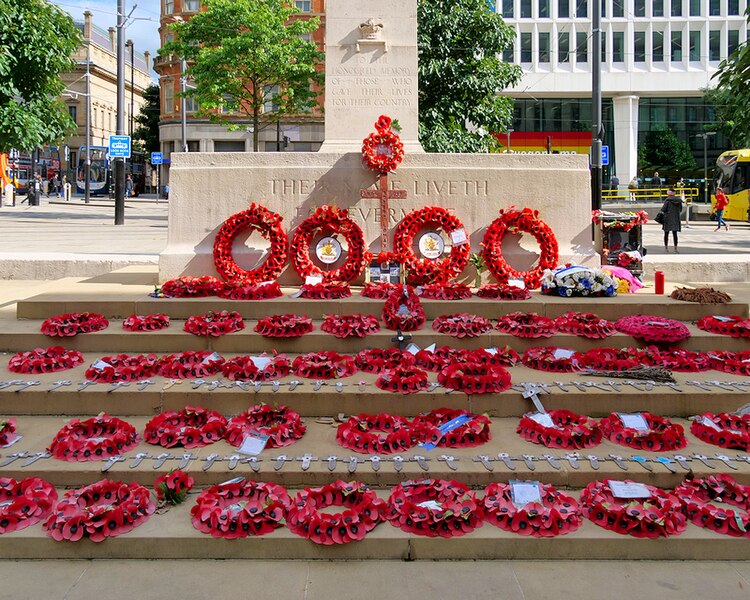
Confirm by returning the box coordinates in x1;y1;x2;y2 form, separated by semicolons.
151;152;163;165
601;145;609;166
109;135;131;159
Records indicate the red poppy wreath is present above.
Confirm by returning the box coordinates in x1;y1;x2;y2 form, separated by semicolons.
555;311;615;339
254;314;314;338
386;479;483;538
361;282;401;299
382;285;426;331
160;275;224;298
355;348;414;374
291;206;367;284
432;313;492;338
674;474;750;538
375;366;430;394
0;477;57;535
41;312;108;337
224;404;306;449
213;203;289;284
419;283;472;301
696;315;750;338
154;469;194;506
614;315;690;344
217;281;283;301
599;412;687;451
361;115;405;174
292;351;357;380
412;408;492;448
336;413;424;454
221;353;291;382
156;350;225;379
191;480;291;539
298;282;352;299
144;406;227;449
49;414;140;462
287;481;388;545
122;314;170;332
481;206;559;289
517;409;602;449
522;347;583;373
415;347;520;372
184;310;245;337
642;347;712;372
8;346;84;374
321;314;380;339
496;312;558;338
437;362;512;395
581;347;641;371
393;207;470;285
44;479;155;542
581;479;687;538
0;418;18;447
482;482;583;537
84;354;159;383
709;350;750;376
690;413;750;451
476;284;532;300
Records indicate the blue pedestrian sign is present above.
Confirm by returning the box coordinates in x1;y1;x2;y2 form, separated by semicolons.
109;135;131;159
151;152;163;165
601;145;609;166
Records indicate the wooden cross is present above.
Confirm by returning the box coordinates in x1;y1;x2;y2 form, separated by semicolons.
360;173;407;253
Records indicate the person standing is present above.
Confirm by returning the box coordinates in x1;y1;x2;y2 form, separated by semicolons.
628;176;638;202
610;174;620;190
714;186;729;231
60;175;67;199
661;187;682;253
125;174;133;198
653;171;662;201
48;173;59;198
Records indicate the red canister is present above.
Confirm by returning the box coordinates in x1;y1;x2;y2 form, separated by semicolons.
654;271;665;295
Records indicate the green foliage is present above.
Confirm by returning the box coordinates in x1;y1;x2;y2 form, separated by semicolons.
134;84;161;153
161;0;324;151
417;0;522;153
641;128;697;171
0;0;80;152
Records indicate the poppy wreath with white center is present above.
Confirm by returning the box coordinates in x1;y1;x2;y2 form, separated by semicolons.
690;412;750;451
41;312;109;337
0;477;57;535
321;314;381;339
154;469;194;506
0;418;17;448
156;350;225;379
43;479;155;542
217;281;283;301
361;114;405;174
412;408;492;448
8;346;84;374
292;351;358;380
191;480;291;539
336;413;425;454
287;480;389;545
393;207;470;285
599;412;687;451
361;282;402;299
674;474;750;537
224;404;306;448
49;414;140;462
184;310;245;337
386;479;484;538
581;479;687;538
419;284;472;301
375;366;429;394
517;409;602;449
84;353;159;383
708;350;750;376
641;346;712;372
160;275;224;298
291;206;367;284
482;482;583;537
213;203;289;284
432;313;492;339
221;353;291;382
696;315;750;338
122;313;170;332
144;406;227;449
476;284;532;300
496;311;558;338
437;362;512;395
381;285;426;331
581;347;641;371
554;311;615;339
481;206;559;289
354;348;415;374
522;347;584;373
254;314;314;338
298;282;352;299
614;315;691;344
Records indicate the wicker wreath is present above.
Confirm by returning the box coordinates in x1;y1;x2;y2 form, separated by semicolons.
48;414;139;462
0;477;58;535
517;409;602;449
144;406;227;448
690;413;750;451
213;203;289;284
8;346;84;374
674;474;750;538
224;404;306;448
600;412;687;451
336;413;424;454
84;354;159;383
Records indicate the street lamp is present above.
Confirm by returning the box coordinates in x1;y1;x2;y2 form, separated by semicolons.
505;128;514;153
696;132;717;205
126;40;134;138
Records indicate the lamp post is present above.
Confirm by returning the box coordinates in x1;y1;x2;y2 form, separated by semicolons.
85;39;91;204
180;59;188;153
126;40;134;138
114;0;126;225
591;0;603;212
505;128;514;153
696;132;716;206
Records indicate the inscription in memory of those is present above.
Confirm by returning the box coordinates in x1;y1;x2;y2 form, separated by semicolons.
270;179;490;197
294;205;457;225
327;55;415;108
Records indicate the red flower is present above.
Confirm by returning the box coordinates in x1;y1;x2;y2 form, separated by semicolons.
476;284;532;300
160;276;224;298
362;116;404;174
292;351;357;380
555;311;615;339
48;414;139;462
517;409;602;449
381;286;426;331
375;366;429;394
8;346;84;374
432;313;492;338
154;469;194;505
255;314;314;338
496;312;558;338
674;475;750;537
0;419;17;448
84;353;159;383
222;353;291;382
321;314;380;339
690;413;750;451
0;477;57;535
697;315;750;338
156;351;225;379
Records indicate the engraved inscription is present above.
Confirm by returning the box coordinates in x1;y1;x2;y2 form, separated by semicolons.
270;179;489;198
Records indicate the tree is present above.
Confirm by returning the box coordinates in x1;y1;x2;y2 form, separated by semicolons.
641;128;697;171
417;0;523;153
0;0;80;152
133;84;160;153
162;0;324;152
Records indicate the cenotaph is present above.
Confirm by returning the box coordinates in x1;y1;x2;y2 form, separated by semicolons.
159;0;596;283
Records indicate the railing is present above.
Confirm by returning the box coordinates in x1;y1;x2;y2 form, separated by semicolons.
602;187;701;202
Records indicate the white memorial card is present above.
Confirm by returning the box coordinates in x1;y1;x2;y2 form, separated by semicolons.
526;412;557;429
238;431;270;456
510;481;542;507
618;413;650;431
552;348;576;360
450;228;468;246
609;481;652;499
508;278;526;289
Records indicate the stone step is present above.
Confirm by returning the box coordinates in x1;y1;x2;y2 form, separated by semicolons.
1;487;749;561
0;361;747;417
3;417;748;489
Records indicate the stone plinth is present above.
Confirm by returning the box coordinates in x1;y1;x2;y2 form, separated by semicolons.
159;152;597;283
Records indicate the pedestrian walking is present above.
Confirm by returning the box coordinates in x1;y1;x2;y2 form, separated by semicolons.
661;187;682;253
125;174;133;198
48;174;59;198
60;175;67;199
610;174;620;190
714;186;729;231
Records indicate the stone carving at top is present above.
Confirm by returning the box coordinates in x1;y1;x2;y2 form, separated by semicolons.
357;18;387;52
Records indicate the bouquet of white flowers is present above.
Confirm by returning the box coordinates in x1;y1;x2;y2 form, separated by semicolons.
541;265;617;297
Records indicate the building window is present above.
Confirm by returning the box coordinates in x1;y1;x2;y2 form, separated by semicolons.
634;31;646;61
184;95;199;114
689;0;700;15
263;85;279;113
600;0;606;17
539;0;550;16
92;108;97;129
184;0;200;11
221;94;234;114
502;0;514;17
521;0;532;17
653;30;664;61
728;0;739;14
601;33;606;61
709;0;720;15
294;0;311;11
68;106;77;124
653;0;664;16
502;43;514;62
163;83;174;114
689;30;701;61
576;31;588;62
728;29;740;55
709;30;721;60
558;31;570;62
521;32;532;61
187;141;200;152
671;30;682;61
635;0;646;16
164;0;173;14
612;31;624;61
613;0;624;17
575;0;587;17
670;0;681;16
539;32;550;61
558;0;570;17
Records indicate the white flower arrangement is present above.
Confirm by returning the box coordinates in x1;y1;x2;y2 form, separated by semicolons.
541;265;617;298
